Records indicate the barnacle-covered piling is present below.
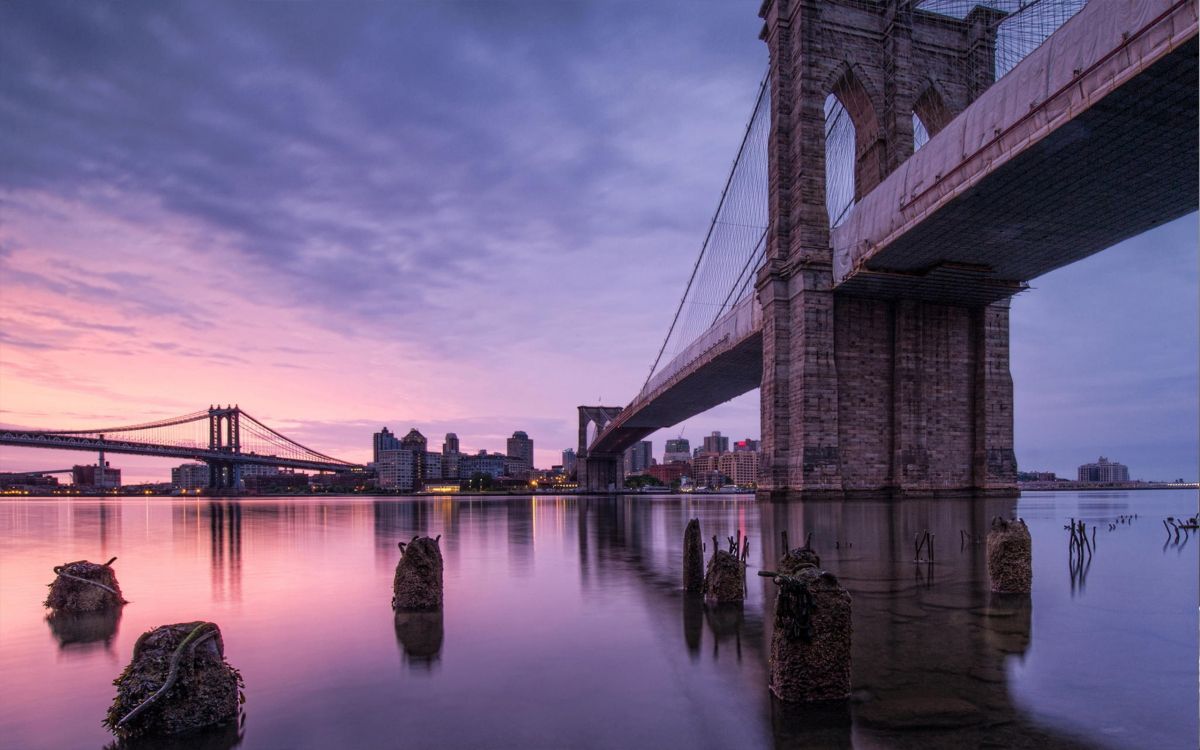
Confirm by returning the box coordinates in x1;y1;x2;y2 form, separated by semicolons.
392;535;444;610
986;517;1032;594
105;621;242;740
45;558;126;613
761;565;852;702
703;536;746;604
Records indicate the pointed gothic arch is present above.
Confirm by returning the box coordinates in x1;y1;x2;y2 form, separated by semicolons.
822;64;885;226
913;82;954;145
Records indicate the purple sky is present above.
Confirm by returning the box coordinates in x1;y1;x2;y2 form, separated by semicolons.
1;1;1196;482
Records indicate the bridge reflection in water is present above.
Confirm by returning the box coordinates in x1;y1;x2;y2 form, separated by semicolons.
2;493;1194;749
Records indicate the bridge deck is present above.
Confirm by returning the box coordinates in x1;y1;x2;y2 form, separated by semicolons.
592;296;762;455
833;0;1198;304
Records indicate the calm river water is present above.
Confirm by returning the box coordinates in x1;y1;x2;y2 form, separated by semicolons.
0;490;1195;749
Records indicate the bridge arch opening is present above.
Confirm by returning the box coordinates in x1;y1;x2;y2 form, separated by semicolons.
824;68;883;228
912;84;952;152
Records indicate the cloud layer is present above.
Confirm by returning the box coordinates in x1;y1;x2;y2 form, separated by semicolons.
1;1;1195;481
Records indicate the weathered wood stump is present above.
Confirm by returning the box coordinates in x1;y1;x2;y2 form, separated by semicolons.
105;621;242;740
762;567;852;702
45;558;125;613
703;548;745;603
683;519;704;593
986;517;1032;594
392;535;444;610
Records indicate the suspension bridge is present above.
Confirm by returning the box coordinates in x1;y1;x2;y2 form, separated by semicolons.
0;406;361;489
579;0;1198;496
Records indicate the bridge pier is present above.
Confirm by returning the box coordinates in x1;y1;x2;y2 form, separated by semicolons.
578;454;624;493
758;272;1017;500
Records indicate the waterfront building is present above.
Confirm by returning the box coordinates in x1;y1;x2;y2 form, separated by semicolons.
443;433;460;455
442;451;461;480
691;451;715;472
734;438;760;453
624;440;653;475
373;427;401;463
562;448;577;478
423;452;442;482
663;438;691;464
377;449;416;491
400;429;428;490
505;455;529;479
702;431;729;455
507;431;534;477
0;473;59;492
462;450;507;479
1078;457;1130;483
718;451;758;487
647;461;689;485
171;463;209;490
72;462;120;488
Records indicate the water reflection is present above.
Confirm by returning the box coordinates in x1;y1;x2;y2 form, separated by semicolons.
769;700;851;750
681;592;703;657
394;611;444;671
208;501;242;602
0;492;1194;750
45;607;121;653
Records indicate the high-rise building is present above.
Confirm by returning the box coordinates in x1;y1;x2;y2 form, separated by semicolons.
377;448;416;491
507;431;534;477
423;452;442;482
734;438;760;453
400;429;428;490
718;451;758;486
443;433;460;455
624;440;653;475
562;449;578;478
664;438;691;464
171;463;209;490
1077;456;1130;483
373;427;401;463
442;452;461;480
702;431;729;455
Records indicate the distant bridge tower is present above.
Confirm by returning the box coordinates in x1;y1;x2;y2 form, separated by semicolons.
756;0;1016;498
577;406;625;492
207;405;242;491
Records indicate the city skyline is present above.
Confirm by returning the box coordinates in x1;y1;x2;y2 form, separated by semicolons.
0;3;1196;484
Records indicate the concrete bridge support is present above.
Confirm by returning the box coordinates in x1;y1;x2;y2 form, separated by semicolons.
756;0;1016;499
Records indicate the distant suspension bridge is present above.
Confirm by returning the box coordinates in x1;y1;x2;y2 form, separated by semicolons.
0;406;362;489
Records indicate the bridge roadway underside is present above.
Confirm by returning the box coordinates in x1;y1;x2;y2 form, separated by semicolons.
594;332;764;457
837;37;1198;303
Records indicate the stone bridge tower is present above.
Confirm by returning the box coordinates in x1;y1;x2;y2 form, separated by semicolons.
756;0;1017;498
577;405;626;492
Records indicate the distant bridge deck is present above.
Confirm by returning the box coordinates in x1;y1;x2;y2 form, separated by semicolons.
0;431;359;474
832;0;1198;305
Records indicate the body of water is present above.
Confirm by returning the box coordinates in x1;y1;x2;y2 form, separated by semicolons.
0;490;1195;749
